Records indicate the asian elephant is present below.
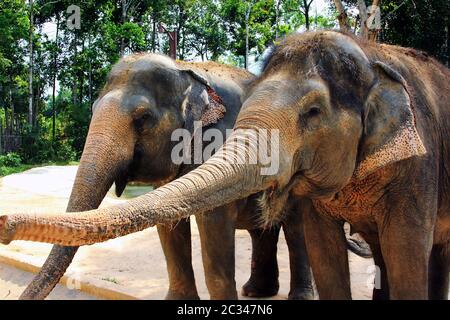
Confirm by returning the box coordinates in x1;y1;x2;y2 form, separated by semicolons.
8;54;314;300
3;31;443;299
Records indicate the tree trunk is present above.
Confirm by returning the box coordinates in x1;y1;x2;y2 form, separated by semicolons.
181;28;186;59
120;0;126;57
333;0;351;32
245;4;251;70
151;12;157;52
78;39;85;107
275;0;280;40
88;33;93;114
368;0;381;41
28;0;34;128
301;0;313;31
8;76;13;134
357;0;368;38
33;73;39;128
52;16;60;140
72;32;78;108
3;104;9;135
177;5;185;60
358;0;381;41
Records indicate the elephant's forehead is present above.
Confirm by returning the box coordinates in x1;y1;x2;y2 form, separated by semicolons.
96;89;153;113
109;54;176;79
320;31;370;64
129;55;176;72
252;76;328;106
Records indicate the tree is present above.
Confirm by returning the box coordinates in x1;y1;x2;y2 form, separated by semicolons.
245;1;253;69
0;0;447;160
299;0;314;30
380;0;449;65
184;0;227;61
0;0;29;136
275;0;281;39
333;0;351;31
356;0;381;40
220;0;277;67
28;0;34;128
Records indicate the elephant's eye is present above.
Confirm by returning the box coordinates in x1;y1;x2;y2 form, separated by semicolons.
134;111;155;132
298;105;322;129
304;106;321;118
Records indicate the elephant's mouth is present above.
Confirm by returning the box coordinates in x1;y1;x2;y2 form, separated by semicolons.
257;172;304;227
114;173;129;197
114;146;143;197
114;145;183;197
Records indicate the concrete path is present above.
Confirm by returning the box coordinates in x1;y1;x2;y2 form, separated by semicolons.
0;166;378;300
0;263;96;300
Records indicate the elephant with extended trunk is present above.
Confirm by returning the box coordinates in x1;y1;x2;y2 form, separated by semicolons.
8;54;314;300
3;30;447;299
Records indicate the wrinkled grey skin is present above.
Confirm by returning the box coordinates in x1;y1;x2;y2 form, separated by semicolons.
9;30;446;300
17;54;313;300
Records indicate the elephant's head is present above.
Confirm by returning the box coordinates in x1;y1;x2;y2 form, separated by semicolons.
67;54;229;213
235;31;426;222
0;31;426;245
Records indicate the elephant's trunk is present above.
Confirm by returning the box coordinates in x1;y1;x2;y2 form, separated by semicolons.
1;130;273;246
19;96;134;299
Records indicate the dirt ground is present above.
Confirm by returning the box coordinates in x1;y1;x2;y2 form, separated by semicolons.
0;166;381;300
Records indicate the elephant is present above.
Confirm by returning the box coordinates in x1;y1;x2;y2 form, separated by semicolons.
6;31;434;299
6;54;315;300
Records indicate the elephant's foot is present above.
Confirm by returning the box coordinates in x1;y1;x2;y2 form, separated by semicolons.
165;289;200;300
241;277;279;298
346;234;373;258
209;290;238;300
344;223;373;258
288;287;314;300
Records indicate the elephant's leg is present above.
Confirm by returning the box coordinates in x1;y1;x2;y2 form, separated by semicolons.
196;204;238;300
241;227;280;298
379;216;433;300
157;218;199;300
303;204;351;300
282;208;314;300
428;243;449;300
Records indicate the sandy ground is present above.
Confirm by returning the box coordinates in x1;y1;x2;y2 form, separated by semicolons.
0;263;96;300
0;166;378;300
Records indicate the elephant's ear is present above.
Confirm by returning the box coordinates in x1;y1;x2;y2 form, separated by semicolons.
181;69;226;134
354;61;426;179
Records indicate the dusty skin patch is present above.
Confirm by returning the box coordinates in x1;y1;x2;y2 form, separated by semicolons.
0;166;402;300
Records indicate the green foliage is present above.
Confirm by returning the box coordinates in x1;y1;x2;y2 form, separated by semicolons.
336;0;449;65
19;129;78;164
0;0;448;168
0;152;22;167
0;152;26;176
0;164;34;177
380;0;449;65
